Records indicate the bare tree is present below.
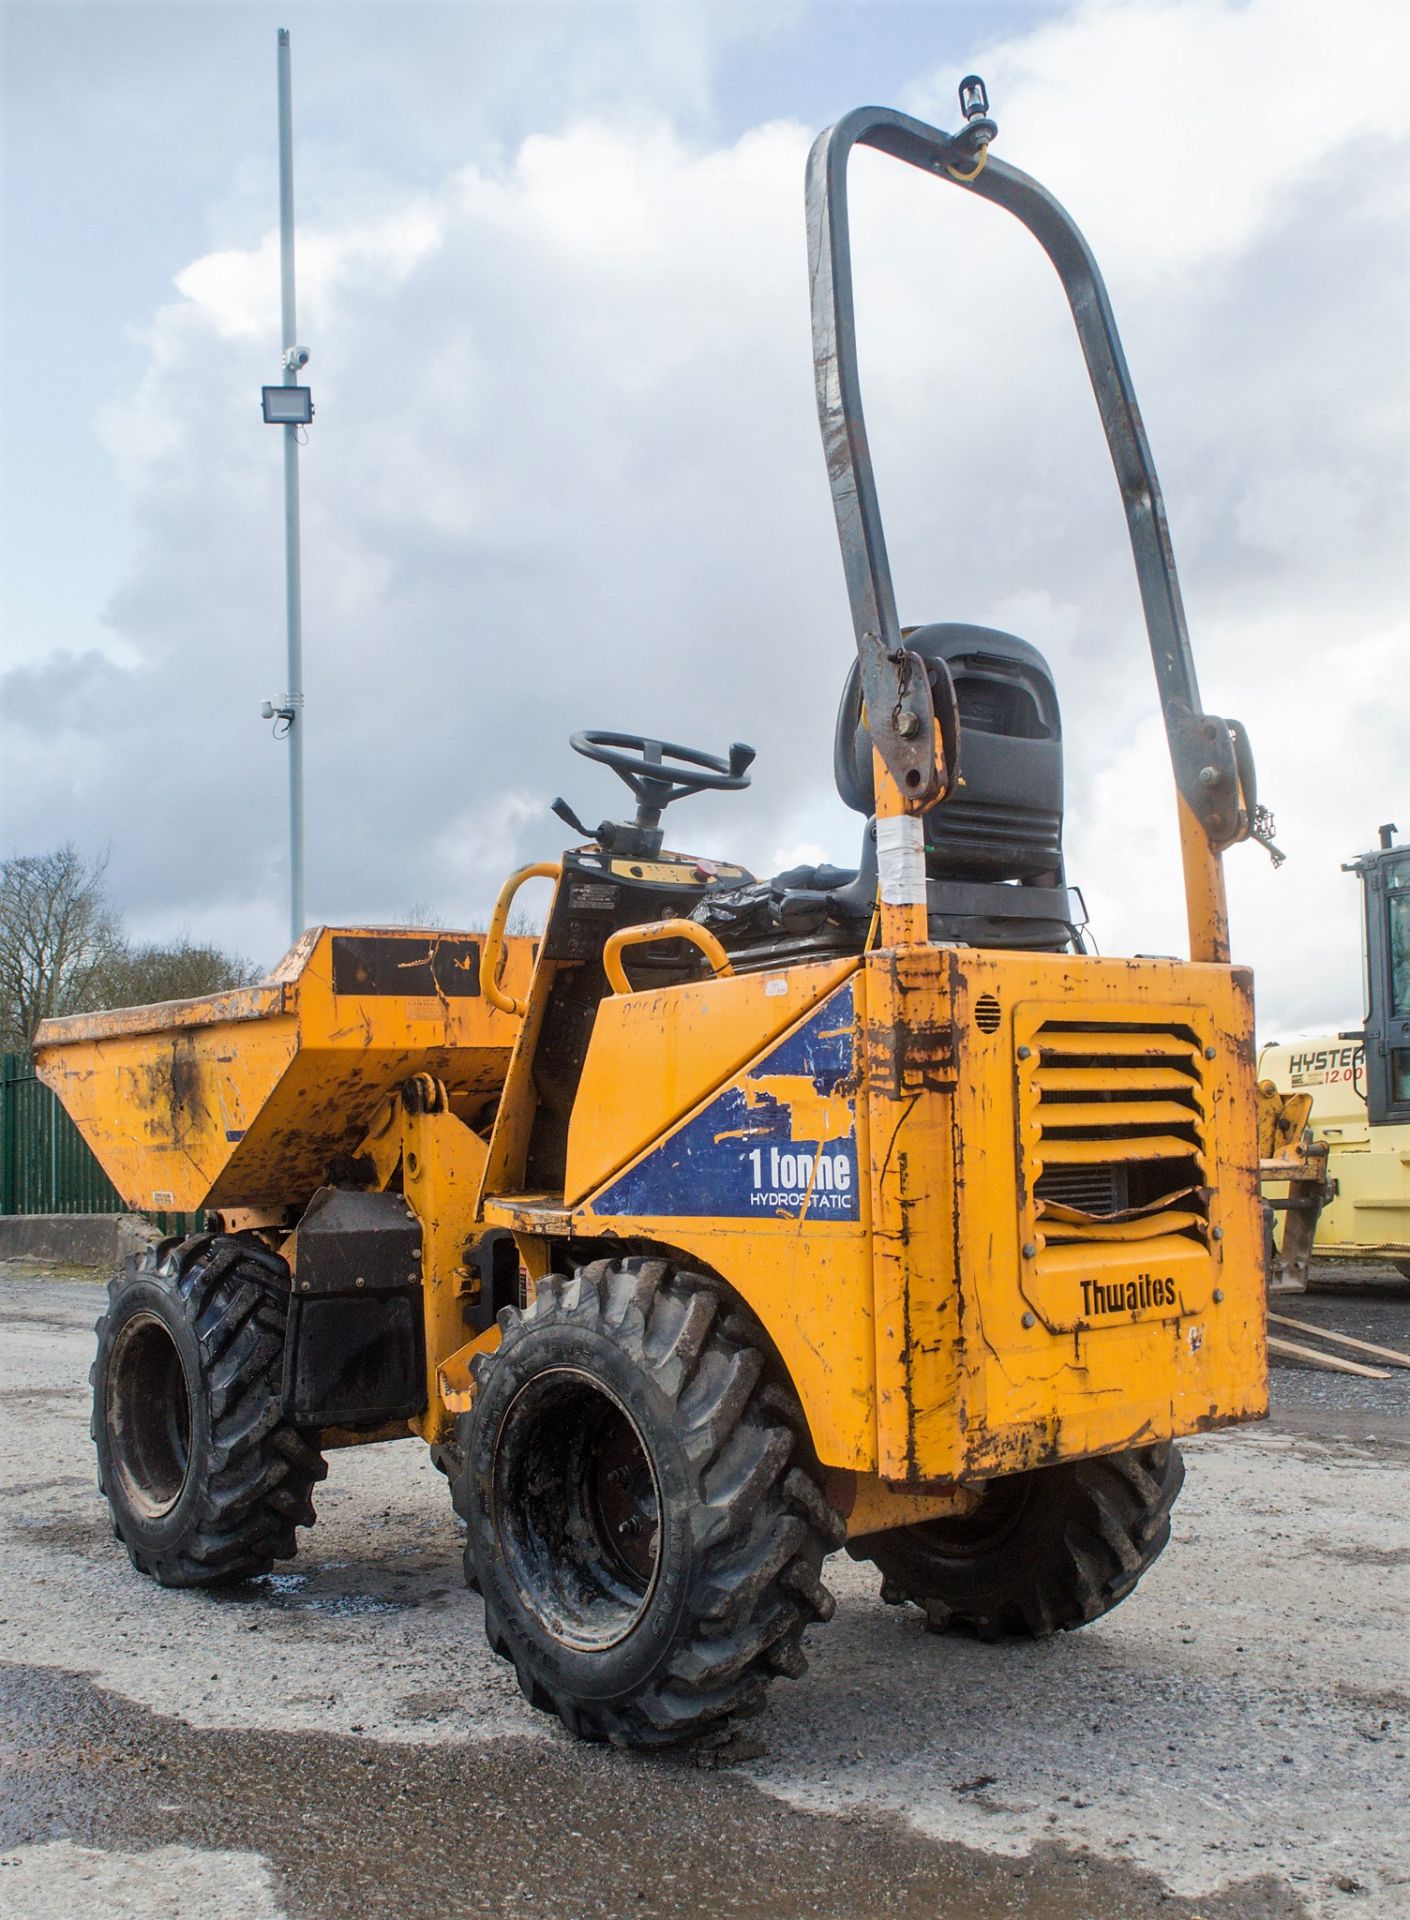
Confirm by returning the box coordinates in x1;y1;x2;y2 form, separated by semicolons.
89;937;263;1010
0;846;125;1052
0;849;263;1052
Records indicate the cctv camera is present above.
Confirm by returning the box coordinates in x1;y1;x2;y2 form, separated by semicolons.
283;345;311;371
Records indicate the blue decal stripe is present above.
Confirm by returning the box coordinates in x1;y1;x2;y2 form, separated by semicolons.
592;981;860;1223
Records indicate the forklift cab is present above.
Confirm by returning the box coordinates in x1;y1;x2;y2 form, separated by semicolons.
1349;827;1410;1125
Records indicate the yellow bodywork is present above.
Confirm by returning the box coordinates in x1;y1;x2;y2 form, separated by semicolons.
33;925;532;1213
470;937;1265;1483
36;881;1266;1503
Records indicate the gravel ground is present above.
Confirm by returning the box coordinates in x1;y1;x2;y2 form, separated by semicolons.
1;1265;1407;1919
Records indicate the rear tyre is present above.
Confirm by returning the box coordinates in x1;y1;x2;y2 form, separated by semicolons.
453;1257;843;1748
92;1234;327;1587
856;1444;1183;1639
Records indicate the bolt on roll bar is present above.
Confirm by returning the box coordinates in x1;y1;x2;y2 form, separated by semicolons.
805;89;1275;963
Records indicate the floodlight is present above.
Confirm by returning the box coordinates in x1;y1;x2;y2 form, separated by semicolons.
261;385;314;425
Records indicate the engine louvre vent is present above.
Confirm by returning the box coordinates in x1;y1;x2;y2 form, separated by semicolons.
1034;1161;1127;1216
1018;1019;1209;1250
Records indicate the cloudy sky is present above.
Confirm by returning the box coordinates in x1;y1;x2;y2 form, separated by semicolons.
2;0;1406;1036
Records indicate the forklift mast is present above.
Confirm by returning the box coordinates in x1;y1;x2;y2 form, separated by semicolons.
1347;824;1410;1126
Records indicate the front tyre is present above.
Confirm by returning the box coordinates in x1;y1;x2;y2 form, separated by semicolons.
857;1444;1184;1640
92;1235;327;1587
454;1258;843;1748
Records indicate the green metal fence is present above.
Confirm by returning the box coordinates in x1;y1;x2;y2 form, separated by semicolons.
0;1052;205;1238
0;1051;126;1216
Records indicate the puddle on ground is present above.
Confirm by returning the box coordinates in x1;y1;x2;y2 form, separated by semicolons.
0;1476;87;1501
245;1570;428;1618
0;1308;94;1332
394;1688;464;1723
1311;1541;1410;1568
7;1510;448;1615
0;1660;1307;1920
9;1509;112;1556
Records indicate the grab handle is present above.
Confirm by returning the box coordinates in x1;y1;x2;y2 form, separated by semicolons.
479;863;559;1017
602;919;733;996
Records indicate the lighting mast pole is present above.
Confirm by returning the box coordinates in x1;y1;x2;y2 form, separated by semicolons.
260;25;309;948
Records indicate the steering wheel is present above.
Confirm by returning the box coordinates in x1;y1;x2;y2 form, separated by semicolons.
570;731;755;823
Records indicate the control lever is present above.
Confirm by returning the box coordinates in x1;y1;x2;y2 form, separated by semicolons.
551;797;594;839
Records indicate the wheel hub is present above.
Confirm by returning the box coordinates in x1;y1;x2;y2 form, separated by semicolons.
492;1367;662;1652
107;1312;193;1520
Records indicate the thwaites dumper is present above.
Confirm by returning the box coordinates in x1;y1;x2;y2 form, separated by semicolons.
38;84;1272;1750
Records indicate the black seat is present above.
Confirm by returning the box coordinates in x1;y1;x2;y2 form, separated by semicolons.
833;622;1082;951
694;622;1083;962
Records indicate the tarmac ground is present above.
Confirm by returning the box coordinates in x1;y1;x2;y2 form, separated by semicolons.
2;1263;1407;1920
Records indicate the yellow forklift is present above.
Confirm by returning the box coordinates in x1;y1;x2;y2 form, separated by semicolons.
1260;823;1410;1285
37;79;1272;1750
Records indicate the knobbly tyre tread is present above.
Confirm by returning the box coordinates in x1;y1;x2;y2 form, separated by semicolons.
861;1443;1184;1641
92;1234;327;1588
454;1257;844;1748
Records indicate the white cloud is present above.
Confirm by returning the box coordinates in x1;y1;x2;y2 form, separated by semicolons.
909;0;1408;277
171;205;443;343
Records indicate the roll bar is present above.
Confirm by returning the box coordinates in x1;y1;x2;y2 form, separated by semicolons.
806;91;1275;961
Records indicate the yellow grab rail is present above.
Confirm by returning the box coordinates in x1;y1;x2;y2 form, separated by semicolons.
603;919;733;995
479;862;559;1017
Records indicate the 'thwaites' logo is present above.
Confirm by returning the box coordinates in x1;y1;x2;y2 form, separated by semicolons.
1080;1273;1178;1318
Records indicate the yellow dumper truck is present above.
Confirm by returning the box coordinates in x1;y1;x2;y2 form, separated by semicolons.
36;83;1272;1749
